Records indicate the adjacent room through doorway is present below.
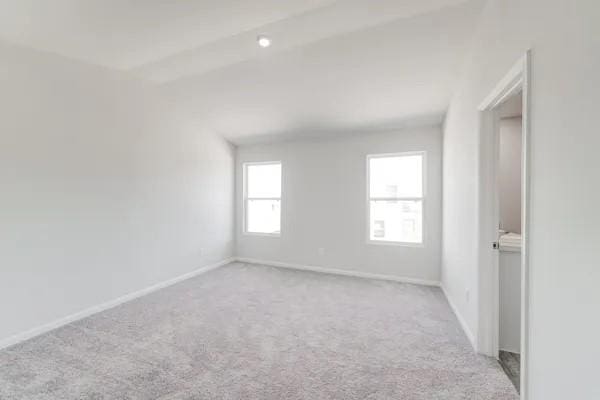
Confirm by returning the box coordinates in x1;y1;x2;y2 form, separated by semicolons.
497;92;524;392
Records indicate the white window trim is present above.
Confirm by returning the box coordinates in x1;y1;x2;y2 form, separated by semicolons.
242;161;282;237
366;151;426;247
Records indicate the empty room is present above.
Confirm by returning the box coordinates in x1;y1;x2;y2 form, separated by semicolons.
1;1;598;399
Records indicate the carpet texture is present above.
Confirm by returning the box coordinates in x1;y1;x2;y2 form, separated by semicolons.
0;262;518;399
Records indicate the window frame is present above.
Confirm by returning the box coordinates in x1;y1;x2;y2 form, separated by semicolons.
243;161;282;237
366;151;426;247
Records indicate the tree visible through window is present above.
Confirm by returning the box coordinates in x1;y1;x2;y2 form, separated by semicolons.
367;153;424;244
244;162;281;235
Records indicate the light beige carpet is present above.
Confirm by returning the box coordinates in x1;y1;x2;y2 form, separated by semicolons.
0;262;518;399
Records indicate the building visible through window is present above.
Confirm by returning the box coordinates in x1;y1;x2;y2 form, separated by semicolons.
244;162;281;235
367;153;424;244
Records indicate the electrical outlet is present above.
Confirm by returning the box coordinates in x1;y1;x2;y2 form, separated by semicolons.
318;247;325;256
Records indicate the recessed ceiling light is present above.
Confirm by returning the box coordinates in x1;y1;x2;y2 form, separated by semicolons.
257;35;271;48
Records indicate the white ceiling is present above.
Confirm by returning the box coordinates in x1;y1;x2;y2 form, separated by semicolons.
0;0;485;144
0;0;338;69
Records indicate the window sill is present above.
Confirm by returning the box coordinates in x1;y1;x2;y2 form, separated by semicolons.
367;239;424;248
243;232;281;238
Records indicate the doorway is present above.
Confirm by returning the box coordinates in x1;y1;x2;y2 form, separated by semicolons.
477;52;531;400
496;93;523;392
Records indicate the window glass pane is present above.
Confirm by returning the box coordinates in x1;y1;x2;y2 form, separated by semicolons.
247;199;280;234
247;163;281;198
369;200;422;243
369;155;422;198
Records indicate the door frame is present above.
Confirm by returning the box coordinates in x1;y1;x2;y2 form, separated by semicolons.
477;50;531;400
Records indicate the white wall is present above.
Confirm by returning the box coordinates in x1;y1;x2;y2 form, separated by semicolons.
499;117;522;234
0;42;235;345
499;250;521;354
236;127;442;283
442;1;600;399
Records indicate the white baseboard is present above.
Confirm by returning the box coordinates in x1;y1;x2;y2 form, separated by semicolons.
499;346;521;355
235;257;441;287
1;257;476;354
441;284;476;350
0;257;235;351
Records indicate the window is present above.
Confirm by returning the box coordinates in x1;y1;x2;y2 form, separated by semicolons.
244;162;281;235
367;153;424;244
